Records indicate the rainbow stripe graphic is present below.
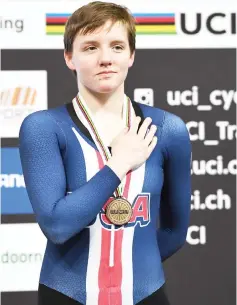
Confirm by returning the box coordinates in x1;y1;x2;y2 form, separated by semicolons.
134;13;176;34
46;13;176;35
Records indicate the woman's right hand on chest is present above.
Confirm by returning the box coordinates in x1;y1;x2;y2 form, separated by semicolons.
107;116;158;180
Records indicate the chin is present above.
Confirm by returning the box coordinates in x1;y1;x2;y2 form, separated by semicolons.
96;85;119;93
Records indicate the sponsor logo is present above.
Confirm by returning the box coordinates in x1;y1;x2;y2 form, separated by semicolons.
186;121;237;145
0;17;24;33
134;88;154;106
180;13;236;35
0;224;46;292
1;148;33;214
191;189;231;210
167;87;236;111
187;225;206;245
191;156;236;175
0;174;25;188
0;71;47;138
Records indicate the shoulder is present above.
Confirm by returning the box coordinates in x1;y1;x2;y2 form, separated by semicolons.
19;106;69;150
160;110;191;159
134;100;187;132
162;110;189;138
19;104;67;134
19;105;68;152
19;110;53;136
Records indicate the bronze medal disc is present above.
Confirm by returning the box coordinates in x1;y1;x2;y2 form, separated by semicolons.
106;197;133;225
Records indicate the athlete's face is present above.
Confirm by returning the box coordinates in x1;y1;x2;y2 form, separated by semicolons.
64;20;135;93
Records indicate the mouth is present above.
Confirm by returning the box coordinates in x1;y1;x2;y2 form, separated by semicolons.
97;71;116;75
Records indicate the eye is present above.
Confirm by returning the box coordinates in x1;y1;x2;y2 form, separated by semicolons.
85;46;96;51
113;45;123;51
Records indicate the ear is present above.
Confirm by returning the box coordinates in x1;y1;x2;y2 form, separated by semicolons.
128;51;135;68
64;51;76;71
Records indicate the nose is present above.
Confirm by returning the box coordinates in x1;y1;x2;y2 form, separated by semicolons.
98;48;112;66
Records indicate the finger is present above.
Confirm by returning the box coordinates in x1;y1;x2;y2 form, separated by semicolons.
112;126;129;146
147;136;158;157
129;116;141;134
138;117;152;139
144;125;157;146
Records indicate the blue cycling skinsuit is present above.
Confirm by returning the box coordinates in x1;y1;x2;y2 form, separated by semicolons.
19;98;191;305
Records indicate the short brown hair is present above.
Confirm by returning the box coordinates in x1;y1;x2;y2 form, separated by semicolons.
64;1;136;55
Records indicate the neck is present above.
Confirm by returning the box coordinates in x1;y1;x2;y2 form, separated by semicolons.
78;83;125;118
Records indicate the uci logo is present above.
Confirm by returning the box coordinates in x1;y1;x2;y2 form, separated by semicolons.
99;194;151;230
180;13;236;35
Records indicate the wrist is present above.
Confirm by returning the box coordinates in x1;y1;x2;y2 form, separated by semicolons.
107;156;130;180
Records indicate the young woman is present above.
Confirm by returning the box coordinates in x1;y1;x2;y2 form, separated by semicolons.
19;2;191;305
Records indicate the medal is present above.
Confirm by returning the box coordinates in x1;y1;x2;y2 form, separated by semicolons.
72;92;134;225
106;197;133;225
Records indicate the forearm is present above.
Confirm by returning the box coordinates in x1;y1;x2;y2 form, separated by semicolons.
30;165;121;245
157;227;187;262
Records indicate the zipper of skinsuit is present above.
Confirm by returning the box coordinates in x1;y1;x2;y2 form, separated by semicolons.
109;225;115;267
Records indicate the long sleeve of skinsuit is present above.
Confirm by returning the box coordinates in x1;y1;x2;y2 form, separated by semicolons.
19;111;121;245
156;112;192;262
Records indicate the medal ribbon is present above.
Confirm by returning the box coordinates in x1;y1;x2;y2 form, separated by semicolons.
73;92;132;198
